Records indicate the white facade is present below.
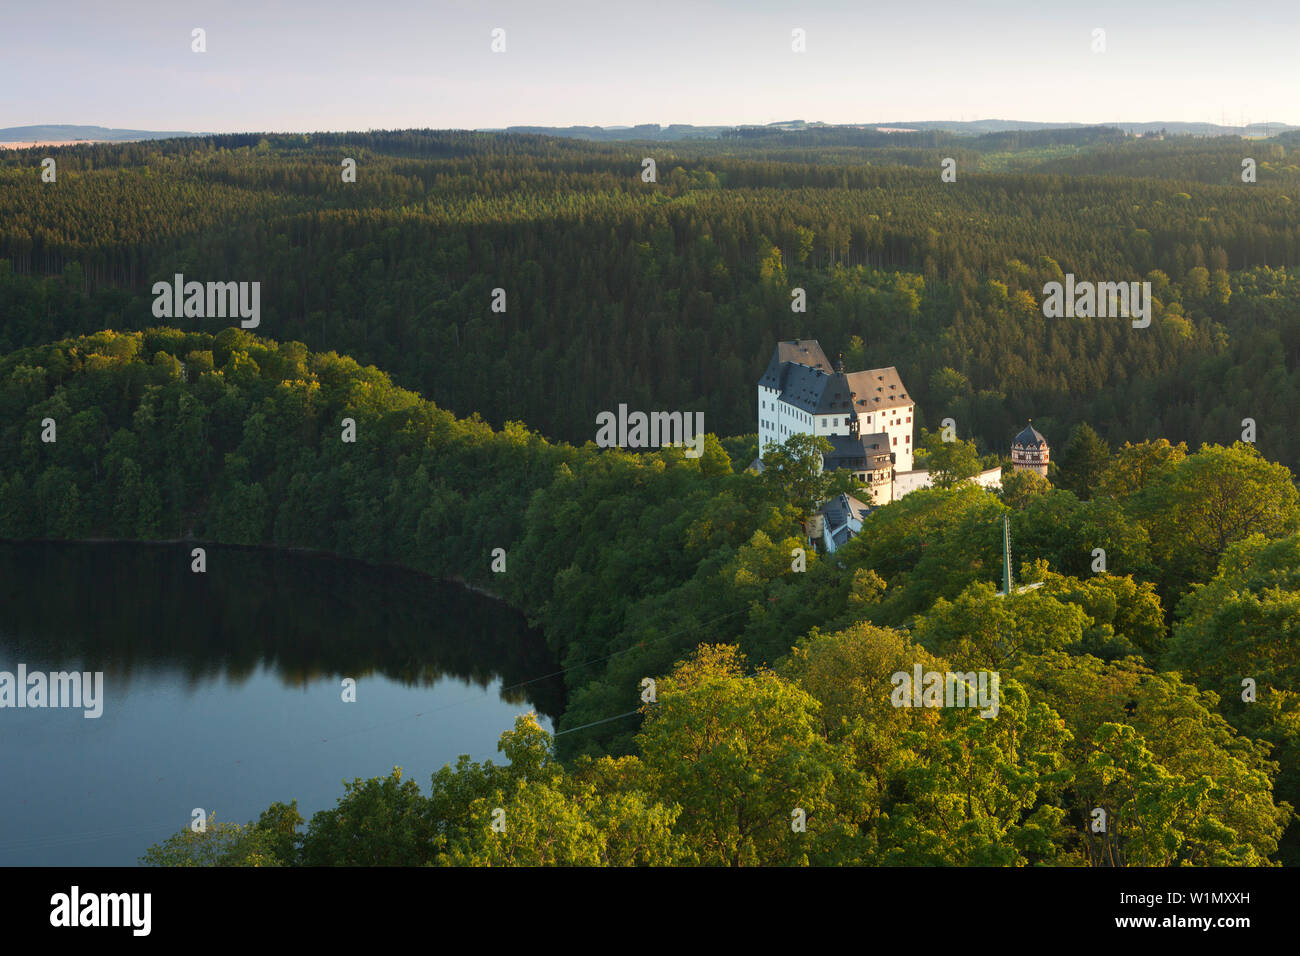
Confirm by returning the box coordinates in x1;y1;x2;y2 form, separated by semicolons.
757;385;860;455
758;383;826;454
758;341;915;485
893;465;1003;501
758;340;1007;509
857;403;914;473
892;468;932;500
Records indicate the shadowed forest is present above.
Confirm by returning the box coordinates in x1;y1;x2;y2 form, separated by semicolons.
2;127;1299;865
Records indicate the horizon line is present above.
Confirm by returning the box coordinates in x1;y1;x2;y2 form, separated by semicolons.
3;118;1298;137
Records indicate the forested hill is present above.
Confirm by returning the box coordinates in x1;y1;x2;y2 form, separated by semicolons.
0;125;206;143
2;329;1299;864
2;130;1300;467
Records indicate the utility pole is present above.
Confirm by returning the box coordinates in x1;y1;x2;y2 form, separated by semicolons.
1001;514;1013;596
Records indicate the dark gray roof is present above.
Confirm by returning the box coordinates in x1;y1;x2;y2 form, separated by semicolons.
759;340;839;405
824;432;893;472
844;493;872;521
819;492;873;529
1012;422;1047;448
820;493;851;528
759;340;833;386
760;345;912;420
761;362;857;416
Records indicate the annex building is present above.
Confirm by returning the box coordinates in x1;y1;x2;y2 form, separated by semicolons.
756;338;1003;550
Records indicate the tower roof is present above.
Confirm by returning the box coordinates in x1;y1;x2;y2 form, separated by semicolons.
1012;422;1047;448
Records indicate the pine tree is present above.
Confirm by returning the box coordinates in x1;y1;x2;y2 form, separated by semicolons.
1057;423;1110;500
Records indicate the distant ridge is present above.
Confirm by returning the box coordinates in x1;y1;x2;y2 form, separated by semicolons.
7;120;1297;146
882;119;1299;137
0;124;206;143
493;119;1299;141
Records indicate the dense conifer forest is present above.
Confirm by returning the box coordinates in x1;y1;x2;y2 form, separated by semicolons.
2;128;1299;865
3;128;1299;464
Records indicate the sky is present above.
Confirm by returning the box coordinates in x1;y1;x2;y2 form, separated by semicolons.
4;0;1298;132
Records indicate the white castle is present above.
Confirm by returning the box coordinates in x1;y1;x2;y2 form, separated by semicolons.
757;339;1000;547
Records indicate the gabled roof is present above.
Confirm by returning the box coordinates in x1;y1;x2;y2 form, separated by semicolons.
763;364;857;416
844;367;912;412
1013;422;1048;448
759;340;833;386
759;343;912;418
759;340;838;402
818;492;873;530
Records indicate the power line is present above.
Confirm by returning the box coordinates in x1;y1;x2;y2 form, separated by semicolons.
499;605;751;695
3;604;756;857
553;708;643;737
555;662;780;739
115;604;757;780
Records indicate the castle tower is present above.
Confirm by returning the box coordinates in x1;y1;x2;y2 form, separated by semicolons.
1011;421;1049;477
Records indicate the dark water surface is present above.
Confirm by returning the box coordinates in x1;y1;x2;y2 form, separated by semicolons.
0;542;564;866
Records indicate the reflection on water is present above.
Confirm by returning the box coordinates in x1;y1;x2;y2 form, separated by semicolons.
0;541;565;866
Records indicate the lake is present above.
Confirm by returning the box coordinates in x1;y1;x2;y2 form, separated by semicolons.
0;541;564;866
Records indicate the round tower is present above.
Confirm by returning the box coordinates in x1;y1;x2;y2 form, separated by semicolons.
1011;421;1049;477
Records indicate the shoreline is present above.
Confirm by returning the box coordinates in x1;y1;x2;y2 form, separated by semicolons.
0;535;513;606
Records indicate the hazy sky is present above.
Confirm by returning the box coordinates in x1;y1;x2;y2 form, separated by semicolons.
5;0;1297;131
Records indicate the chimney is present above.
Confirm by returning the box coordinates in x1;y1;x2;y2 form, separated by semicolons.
806;513;824;545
